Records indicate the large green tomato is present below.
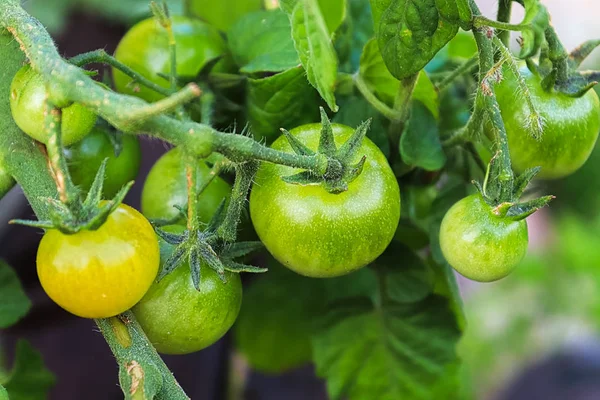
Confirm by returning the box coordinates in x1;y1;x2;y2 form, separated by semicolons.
113;16;229;103
439;194;528;282
65;128;141;198
10;65;97;145
141;147;231;224
132;226;242;355
495;65;600;179
250;123;401;278
36;204;160;318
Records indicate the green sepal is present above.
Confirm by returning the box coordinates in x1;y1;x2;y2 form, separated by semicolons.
197;240;226;284
281;108;370;194
158;244;187;281
507;195;555;221
282;171;323;186
221;241;264;259
222;260;268;273
512;166;541;199
190;246;202;290
155;228;187;246
282;128;315;156
568;39;600;68
82;158;108;209
318;107;337;156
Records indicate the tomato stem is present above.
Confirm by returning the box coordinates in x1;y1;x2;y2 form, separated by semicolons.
496;0;512;47
69;50;173;98
44;100;81;209
471;0;515;203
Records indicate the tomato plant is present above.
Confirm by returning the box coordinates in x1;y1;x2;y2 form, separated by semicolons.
250;123;401;278
113;15;230;103
2;0;600;399
494;65;600;179
36;204;159;318
10;65;97;145
65;127;141;198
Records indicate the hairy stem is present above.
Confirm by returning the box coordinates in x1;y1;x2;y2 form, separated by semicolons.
496;0;513;46
471;0;514;201
353;73;399;121
44;101;80;208
436;55;479;92
70;50;172;97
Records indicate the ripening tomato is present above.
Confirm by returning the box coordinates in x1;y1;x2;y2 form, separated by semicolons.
37;204;160;318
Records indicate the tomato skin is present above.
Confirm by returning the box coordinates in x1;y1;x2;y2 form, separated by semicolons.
133;226;242;355
65;128;142;198
250;123;401;278
36;204;160;318
10;65;97;146
141;147;231;224
495;66;600;179
113;16;228;103
439;194;528;282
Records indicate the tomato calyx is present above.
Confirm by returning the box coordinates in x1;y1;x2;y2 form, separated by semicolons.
155;204;266;290
10;159;134;233
281;107;370;194
525;29;600;97
473;151;554;221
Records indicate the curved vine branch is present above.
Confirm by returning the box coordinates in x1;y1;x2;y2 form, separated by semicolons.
0;1;327;175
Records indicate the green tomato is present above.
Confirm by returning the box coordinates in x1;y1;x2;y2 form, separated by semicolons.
132;226;242;355
495;65;600;179
141;147;231;224
10;65;97;145
113;16;229;103
439;194;528;282
65;128;141;198
250;123;401;278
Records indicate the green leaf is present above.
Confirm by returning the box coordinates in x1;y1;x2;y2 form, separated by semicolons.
0;385;7;400
281;0;346;34
312;292;461;400
359;39;439;117
235;261;324;373
247;66;320;142
370;0;460;80
290;0;339;111
187;0;263;32
373;244;435;304
228;10;300;74
1;341;55;400
400;101;446;171
0;261;31;329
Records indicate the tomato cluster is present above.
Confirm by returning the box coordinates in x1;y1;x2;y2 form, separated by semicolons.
12;0;600;364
